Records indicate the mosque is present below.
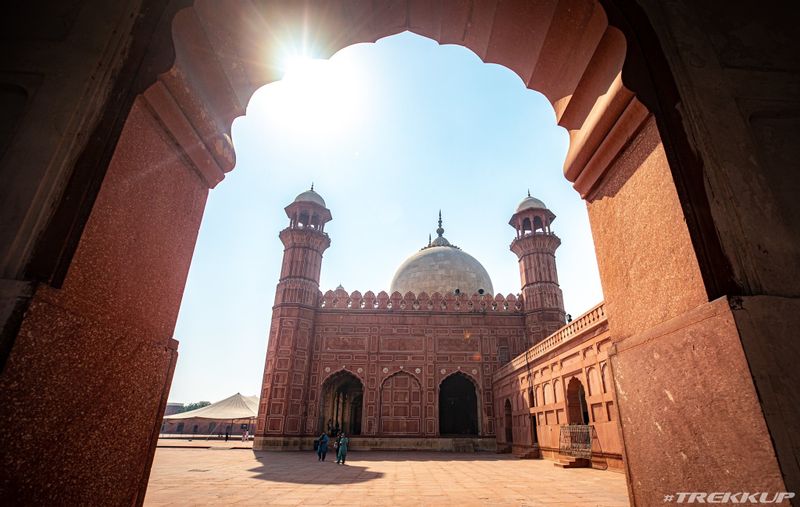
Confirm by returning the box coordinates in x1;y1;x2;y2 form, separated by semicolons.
255;187;623;469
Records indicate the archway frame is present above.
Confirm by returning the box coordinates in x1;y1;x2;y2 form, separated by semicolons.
20;0;731;302
317;368;365;436
438;370;482;437
565;376;590;425
503;398;513;445
0;1;791;506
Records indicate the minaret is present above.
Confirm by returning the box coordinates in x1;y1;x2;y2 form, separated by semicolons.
254;186;331;450
509;191;566;346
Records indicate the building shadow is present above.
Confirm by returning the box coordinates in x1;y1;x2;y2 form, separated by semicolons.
248;453;384;484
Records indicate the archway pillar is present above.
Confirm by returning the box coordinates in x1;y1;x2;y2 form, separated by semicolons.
582;114;786;503
0;85;219;503
0;12;243;499
636;1;800;499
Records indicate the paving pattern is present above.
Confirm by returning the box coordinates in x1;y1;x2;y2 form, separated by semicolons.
146;447;629;506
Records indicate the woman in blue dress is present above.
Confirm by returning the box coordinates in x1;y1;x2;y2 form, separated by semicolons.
336;433;349;465
316;432;329;461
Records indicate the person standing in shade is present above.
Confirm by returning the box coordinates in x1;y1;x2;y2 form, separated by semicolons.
317;432;329;461
336;433;349;465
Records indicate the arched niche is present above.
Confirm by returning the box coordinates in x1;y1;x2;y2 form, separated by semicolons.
378;372;422;436
566;377;590;425
503;398;513;444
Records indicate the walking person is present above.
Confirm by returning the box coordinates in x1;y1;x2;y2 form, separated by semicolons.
317;432;329;461
336;433;349;465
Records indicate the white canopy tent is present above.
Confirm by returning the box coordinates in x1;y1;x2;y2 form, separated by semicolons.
164;393;259;421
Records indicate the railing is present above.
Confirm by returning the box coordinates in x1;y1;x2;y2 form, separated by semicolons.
529;303;605;358
492;302;607;381
317;289;524;314
559;424;592;459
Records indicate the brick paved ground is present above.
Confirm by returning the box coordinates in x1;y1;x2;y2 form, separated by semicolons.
145;446;629;506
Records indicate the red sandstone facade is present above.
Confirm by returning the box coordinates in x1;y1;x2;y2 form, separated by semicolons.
493;303;623;469
255;190;581;453
256;190;623;469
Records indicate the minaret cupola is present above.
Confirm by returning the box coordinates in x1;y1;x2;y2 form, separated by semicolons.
284;184;331;232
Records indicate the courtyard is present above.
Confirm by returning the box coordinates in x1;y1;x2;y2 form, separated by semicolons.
145;444;629;506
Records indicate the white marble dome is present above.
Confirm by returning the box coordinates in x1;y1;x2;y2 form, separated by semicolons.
293;188;326;207
390;216;493;296
516;194;547;213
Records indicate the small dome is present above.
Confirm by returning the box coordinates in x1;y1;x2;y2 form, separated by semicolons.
294;187;326;208
516;194;547;213
390;246;494;296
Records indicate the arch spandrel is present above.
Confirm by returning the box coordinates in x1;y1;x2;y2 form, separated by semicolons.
438;370;482;399
320;367;364;386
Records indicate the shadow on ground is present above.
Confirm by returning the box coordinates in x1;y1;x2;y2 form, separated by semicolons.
255;449;513;463
328;451;512;462
248;453;384;484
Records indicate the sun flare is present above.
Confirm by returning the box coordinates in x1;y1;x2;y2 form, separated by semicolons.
259;53;366;137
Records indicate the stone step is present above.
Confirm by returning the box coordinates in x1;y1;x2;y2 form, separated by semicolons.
452;440;475;453
554;457;591;468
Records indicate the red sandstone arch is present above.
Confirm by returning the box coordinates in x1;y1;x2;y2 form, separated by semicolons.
503;398;513;445
1;2;794;506
438;370;482;417
26;0;681;291
164;0;636;198
566;377;590;425
319;370;364;436
438;370;481;436
438;369;480;390
319;367;364;386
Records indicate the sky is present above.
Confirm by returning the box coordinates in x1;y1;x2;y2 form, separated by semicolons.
168;32;603;404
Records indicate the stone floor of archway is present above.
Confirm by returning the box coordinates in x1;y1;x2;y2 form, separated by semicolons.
145;447;629;506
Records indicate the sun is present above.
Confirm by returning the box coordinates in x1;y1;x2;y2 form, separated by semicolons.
261;52;367;137
281;54;319;79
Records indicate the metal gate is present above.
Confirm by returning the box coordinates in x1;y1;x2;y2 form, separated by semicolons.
559;424;592;459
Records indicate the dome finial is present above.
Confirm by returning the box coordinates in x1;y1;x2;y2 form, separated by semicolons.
527;188;531;197
311;182;314;191
436;210;444;237
428;233;431;246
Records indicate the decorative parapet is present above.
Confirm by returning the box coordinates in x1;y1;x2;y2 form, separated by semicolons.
317;289;523;314
493;302;607;381
530;302;605;356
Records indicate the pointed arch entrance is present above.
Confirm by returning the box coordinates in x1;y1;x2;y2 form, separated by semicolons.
439;372;479;436
320;371;363;436
566;377;590;425
504;399;514;444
